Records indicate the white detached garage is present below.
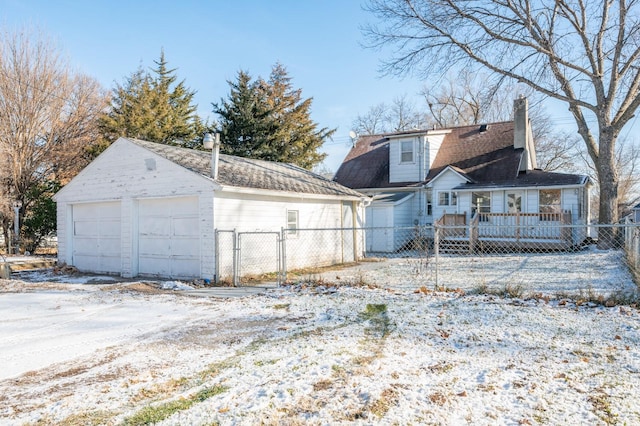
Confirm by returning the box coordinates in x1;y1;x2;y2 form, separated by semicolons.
54;137;364;280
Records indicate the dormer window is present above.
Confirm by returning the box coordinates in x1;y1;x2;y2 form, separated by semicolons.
400;140;414;163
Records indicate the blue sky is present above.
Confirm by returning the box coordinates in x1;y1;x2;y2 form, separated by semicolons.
3;1;636;173
2;0;429;171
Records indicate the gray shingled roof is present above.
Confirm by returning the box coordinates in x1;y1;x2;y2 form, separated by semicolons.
127;138;363;198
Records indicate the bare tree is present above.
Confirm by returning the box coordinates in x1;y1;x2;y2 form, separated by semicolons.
424;71;580;173
352;94;426;135
579;138;640;219
364;0;640;238
0;28;107;252
422;71;490;127
387;94;427;131
352;102;388;135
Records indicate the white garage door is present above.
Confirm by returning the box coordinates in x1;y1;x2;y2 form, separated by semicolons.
138;197;200;278
72;202;122;273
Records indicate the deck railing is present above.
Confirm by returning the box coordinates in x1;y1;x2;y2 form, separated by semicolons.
476;211;572;241
435;213;467;238
437;211;574;244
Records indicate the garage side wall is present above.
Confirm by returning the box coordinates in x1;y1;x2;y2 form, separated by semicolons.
214;191;353;277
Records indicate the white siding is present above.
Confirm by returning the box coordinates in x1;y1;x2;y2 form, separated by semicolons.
430;170;467;220
341;202;356;262
389;137;421;183
199;194;215;280
55;138;360;280
457;192;472;218
55;139;215;203
491;192;505;214
56;203;70;265
562;188;579;217
526;190;538;214
214;191;343;231
213;191;356;277
393;197;415;250
55;139;216;279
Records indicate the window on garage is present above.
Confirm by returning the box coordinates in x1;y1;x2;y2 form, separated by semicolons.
287;210;299;235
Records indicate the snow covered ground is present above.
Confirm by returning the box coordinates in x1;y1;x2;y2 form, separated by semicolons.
1;249;639;425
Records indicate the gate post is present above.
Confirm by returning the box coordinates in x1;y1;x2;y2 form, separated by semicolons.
232;229;239;287
281;227;287;284
214;229;219;284
434;225;440;289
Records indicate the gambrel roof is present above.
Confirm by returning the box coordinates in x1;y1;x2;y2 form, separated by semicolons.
128;138;363;198
334;122;587;190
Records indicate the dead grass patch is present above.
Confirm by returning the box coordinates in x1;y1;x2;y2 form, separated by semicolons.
51;410;117;426
428;391;448;405
370;387;400;417
312;379;334;391
131;377;189;403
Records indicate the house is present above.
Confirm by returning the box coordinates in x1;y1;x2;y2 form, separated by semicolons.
334;97;591;252
633;203;640;223
54;137;365;280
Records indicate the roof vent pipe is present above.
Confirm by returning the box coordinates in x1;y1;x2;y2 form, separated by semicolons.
203;133;221;179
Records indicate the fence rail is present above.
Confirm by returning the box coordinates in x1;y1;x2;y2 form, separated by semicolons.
216;223;640;289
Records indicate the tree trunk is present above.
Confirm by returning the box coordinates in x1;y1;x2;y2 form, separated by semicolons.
0;217;9;253
596;128;619;248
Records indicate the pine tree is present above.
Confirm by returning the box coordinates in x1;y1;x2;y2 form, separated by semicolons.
101;50;201;145
213;70;272;158
213;63;332;169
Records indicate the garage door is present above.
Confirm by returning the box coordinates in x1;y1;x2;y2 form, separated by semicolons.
72;202;122;273
138;197;200;278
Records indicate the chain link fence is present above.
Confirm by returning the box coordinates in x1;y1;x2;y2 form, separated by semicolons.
216;222;640;292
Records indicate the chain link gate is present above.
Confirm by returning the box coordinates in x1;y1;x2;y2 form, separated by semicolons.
215;229;284;286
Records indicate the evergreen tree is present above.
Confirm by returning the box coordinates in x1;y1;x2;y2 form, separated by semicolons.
101;50;201;145
213;63;332;169
213;70;272;158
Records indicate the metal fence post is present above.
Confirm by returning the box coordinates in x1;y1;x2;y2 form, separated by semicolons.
281;227;287;284
233;228;239;287
434;225;440;289
214;229;219;284
635;227;640;271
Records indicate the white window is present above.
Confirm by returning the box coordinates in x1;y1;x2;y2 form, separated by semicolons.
426;188;433;216
472;191;491;220
400;140;414;163
539;189;561;221
287;210;299;235
437;191;457;206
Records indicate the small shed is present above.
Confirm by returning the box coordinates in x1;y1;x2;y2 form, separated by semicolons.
54;137;365;280
365;192;415;252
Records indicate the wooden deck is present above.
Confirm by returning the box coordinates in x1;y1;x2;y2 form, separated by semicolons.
435;211;575;253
